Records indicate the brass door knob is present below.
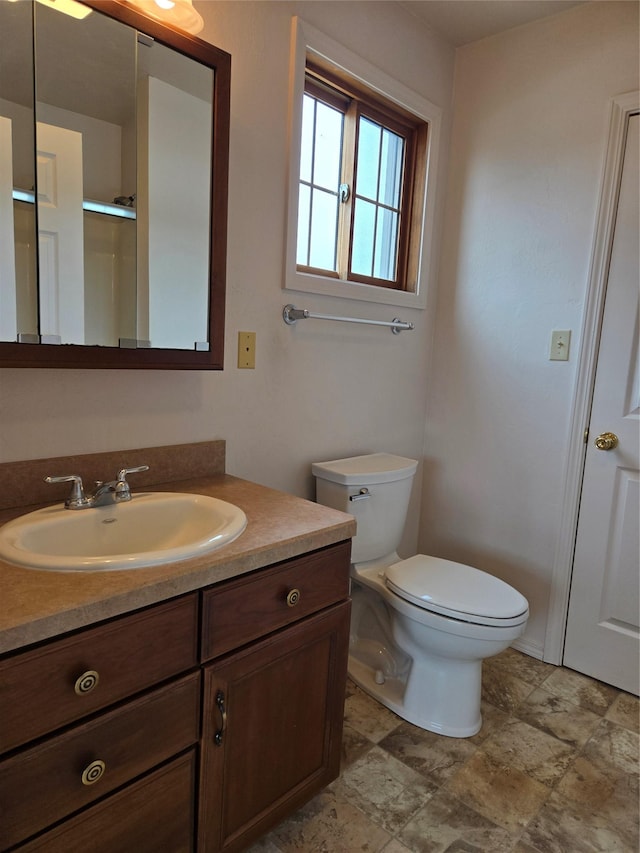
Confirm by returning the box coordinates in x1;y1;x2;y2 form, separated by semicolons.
594;432;619;451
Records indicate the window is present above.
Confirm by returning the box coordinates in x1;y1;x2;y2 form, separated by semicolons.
285;18;442;309
297;64;426;292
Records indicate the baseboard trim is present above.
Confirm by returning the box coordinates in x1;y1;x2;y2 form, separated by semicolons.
512;636;546;662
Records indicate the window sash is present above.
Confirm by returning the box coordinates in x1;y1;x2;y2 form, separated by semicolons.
298;69;419;291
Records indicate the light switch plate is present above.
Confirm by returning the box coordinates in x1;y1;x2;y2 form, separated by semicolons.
238;331;256;369
550;330;571;361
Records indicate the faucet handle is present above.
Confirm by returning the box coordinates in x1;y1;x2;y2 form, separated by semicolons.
44;474;91;509
116;465;149;483
114;465;149;499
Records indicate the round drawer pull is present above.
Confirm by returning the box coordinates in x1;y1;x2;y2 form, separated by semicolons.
74;670;100;695
286;588;301;608
81;760;106;786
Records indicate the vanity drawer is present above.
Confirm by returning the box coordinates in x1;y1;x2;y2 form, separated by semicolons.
16;750;196;853
0;671;200;850
0;593;198;753
202;540;351;660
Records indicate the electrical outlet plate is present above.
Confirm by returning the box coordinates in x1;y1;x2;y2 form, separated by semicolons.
237;331;256;369
550;330;571;361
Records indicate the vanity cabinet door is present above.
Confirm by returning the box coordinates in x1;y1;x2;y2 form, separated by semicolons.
198;601;350;853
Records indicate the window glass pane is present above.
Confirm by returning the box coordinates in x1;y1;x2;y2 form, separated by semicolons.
351;198;376;277
373;207;398;280
300;94;314;184
309;188;339;270
356;117;380;201
313;101;343;191
296;183;311;266
379;128;403;208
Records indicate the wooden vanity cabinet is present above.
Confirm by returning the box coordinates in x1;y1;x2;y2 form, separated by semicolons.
0;594;200;852
198;540;351;852
0;539;352;853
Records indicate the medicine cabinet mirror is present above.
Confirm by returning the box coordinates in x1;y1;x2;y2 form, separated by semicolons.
0;0;230;369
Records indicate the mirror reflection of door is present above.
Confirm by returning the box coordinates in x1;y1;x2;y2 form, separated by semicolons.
36;122;85;344
0;0;37;344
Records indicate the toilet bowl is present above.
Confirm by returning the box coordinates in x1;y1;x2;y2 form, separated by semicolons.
312;453;529;737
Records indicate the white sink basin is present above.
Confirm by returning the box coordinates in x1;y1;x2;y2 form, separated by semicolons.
0;492;247;572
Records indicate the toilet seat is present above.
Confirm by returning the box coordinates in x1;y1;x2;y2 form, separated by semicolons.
385;555;529;628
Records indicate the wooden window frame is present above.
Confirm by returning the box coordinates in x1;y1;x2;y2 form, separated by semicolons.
297;63;428;293
285;18;442;310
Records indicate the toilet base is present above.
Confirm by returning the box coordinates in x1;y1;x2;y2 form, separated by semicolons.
348;653;482;738
348;576;488;737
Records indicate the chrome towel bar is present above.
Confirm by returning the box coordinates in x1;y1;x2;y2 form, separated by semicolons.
282;304;414;334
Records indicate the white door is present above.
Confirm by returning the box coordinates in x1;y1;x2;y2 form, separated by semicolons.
36;122;85;344
563;110;639;695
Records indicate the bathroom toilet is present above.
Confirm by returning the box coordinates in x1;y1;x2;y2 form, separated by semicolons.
312;453;529;737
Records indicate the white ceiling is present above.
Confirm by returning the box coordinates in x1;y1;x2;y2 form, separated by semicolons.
397;0;588;46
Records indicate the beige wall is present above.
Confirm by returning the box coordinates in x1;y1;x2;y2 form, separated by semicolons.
1;1;638;661
420;1;639;656
0;1;454;545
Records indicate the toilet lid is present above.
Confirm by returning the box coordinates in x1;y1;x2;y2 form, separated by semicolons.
385;555;529;627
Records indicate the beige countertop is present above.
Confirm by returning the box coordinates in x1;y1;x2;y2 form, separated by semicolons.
0;473;356;656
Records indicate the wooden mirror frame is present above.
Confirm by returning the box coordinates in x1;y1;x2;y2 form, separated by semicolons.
0;0;230;370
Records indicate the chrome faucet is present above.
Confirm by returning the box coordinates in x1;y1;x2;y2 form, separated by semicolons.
44;465;149;510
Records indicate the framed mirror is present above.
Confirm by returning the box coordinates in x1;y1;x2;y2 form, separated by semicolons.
0;0;230;369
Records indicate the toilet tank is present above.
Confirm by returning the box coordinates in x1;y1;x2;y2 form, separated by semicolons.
312;453;418;564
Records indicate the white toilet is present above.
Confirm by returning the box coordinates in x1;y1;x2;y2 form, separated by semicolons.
312;453;529;737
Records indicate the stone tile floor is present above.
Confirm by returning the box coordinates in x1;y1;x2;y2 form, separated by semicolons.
249;648;639;852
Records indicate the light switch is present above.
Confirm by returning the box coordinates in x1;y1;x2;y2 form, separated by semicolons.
550;330;571;361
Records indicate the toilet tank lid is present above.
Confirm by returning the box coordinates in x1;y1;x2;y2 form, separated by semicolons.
312;453;418;485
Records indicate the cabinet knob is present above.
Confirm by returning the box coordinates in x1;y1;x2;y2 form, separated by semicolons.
81;760;106;786
74;670;100;695
286;588;301;607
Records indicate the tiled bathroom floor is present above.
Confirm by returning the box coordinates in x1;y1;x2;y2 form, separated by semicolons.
249;648;639;852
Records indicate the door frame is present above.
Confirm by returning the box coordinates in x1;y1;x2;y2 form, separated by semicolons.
544;90;639;665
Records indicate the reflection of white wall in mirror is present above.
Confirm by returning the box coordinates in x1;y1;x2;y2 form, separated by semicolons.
119;113;138;345
0;116;18;342
14;204;39;338
36;122;84;344
137;76;211;350
83;215;137;347
84;216;119;346
0;98;33;190
0;99;38;340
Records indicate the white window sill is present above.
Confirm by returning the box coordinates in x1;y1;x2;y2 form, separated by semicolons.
284;268;428;310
